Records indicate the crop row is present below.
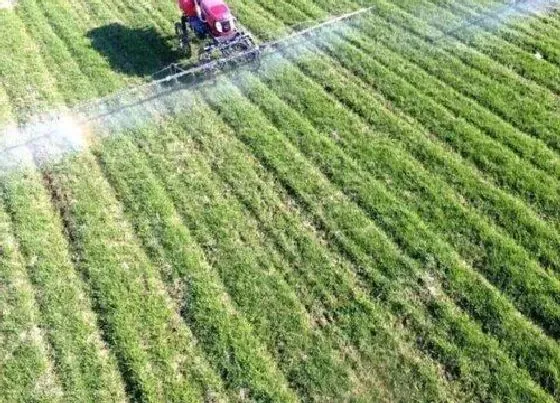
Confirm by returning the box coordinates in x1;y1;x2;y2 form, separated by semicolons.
0;12;61;119
0;17;133;398
271;0;560;276
0;92;64;401
12;0;544;394
201;74;555;400
427;0;560;67
258;0;560;388
0;0;297;399
95;127;323;401
131;2;468;400
121;94;456;401
350;0;560;154
0;199;64;402
468;0;560;39
268;0;555;324
1;0;559;400
318;28;560;270
251;51;560;390
232;68;545;396
3;1;228;399
401;0;560;94
340;15;560;182
298;0;560;214
350;13;560;211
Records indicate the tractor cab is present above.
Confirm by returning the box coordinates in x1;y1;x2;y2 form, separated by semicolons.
200;0;236;40
178;0;236;41
174;0;258;65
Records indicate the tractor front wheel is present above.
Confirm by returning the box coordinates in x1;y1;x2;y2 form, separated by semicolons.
175;22;182;36
199;51;212;64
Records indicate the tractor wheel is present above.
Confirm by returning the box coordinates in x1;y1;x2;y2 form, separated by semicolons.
232;40;247;52
180;36;191;57
199;52;212;64
175;22;184;37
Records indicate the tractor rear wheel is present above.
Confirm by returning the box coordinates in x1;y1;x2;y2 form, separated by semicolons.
175;22;184;37
180;36;191;57
175;22;191;56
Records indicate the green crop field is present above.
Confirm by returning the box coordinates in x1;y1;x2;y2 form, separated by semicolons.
1;0;560;401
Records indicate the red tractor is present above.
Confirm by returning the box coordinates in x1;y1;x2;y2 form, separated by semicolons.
175;0;256;62
154;5;374;83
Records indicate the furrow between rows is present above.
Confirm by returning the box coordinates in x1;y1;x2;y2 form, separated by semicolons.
202;76;555;400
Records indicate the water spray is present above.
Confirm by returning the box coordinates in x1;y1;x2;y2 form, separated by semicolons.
0;7;375;170
426;0;560;43
0;0;16;10
0;1;558;172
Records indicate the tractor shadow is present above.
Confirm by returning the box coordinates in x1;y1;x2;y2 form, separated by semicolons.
87;23;179;77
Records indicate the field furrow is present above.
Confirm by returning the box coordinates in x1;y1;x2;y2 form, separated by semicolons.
281;0;325;19
198;84;463;401
356;3;560;153
163;96;461;401
232;71;560;397
224;0;286;40
14;1;97;103
404;0;560;94
261;0;560;266
240;64;560;394
201;77;554;400
124;109;394;401
0;167;128;401
313;33;560;267
310;0;361;14
459;0;560;38
43;153;226;401
0;98;59;403
252;0;310;27
35;0;123;97
0;196;63;402
430;0;560;67
337;22;560;182
257;53;560;328
0;12;60;118
93;134;299;402
0;19;132;399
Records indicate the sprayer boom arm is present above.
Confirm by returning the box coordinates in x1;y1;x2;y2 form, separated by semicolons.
154;6;375;84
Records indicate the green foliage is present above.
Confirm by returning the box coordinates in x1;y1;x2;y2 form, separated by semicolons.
1;0;560;401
